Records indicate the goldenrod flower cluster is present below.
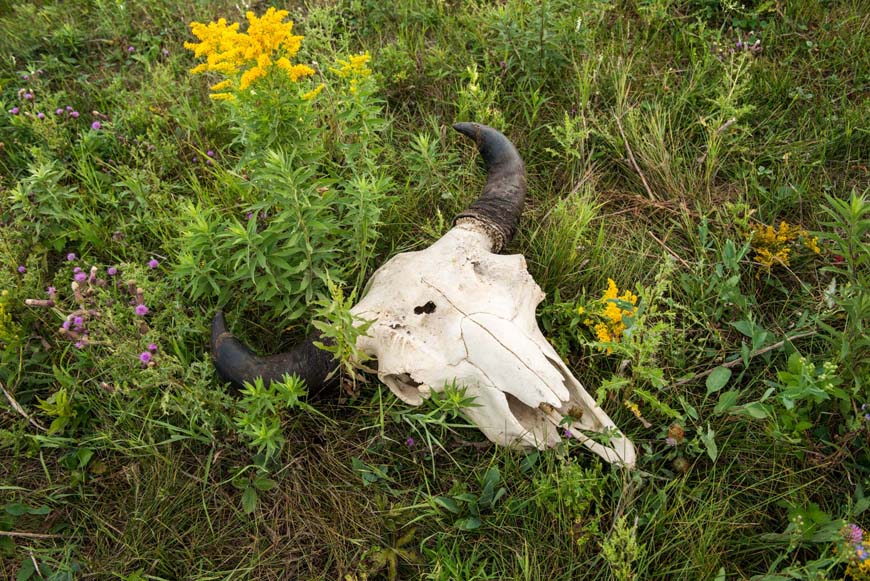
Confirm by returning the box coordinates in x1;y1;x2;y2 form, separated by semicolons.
184;8;315;100
582;279;638;352
331;52;372;95
750;221;820;271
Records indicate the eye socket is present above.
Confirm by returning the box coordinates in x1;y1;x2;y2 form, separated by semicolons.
413;301;436;315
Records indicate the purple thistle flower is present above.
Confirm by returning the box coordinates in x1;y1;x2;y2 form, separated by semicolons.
147;258;159;269
70;111;79;118
139;351;152;364
135;304;149;316
56;108;63;115
67;252;76;261
62;320;71;330
73;266;82;273
17;265;26;273
127;46;135;53
246;212;254;220
73;316;84;327
66;106;73;112
9;107;19;115
849;524;864;545
147;343;158;352
107;266;118;276
24;92;33;100
665;437;678;447
22;74;29;80
47;286;56;298
74;272;87;282
405;437;415;447
206;150;214;157
162;48;170;57
91;121;101;130
75;341;85;349
37;112;45;120
563;429;573;438
37;69;43;75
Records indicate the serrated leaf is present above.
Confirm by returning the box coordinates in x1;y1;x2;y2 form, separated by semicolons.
706;367;732;395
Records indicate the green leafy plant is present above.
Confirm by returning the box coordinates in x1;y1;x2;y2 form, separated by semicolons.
431;465;507;531
233;374;321;459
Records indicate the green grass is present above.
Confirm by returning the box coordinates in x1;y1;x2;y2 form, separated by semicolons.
1;0;869;579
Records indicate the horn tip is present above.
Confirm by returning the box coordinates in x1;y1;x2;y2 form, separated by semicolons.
453;122;481;140
211;310;229;351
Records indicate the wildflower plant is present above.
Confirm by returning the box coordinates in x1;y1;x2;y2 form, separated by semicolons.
580;278;639;353
750;220;820;272
177;8;392;322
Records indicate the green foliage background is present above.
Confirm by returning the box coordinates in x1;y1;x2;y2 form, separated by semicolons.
0;0;868;579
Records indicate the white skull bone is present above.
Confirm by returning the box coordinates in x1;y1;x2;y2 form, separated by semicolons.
351;221;636;468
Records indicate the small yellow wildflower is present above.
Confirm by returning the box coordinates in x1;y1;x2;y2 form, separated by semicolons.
624;400;643;420
582;279;638;353
209;92;236;101
301;83;325;101
210;79;233;91
750;220;820;273
331;52;372;95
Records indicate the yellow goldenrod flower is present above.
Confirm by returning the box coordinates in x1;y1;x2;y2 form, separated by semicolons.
302;83;325;100
209;92;236;101
624;400;643;420
583;279;638;353
210;79;233;91
332;52;372;79
186;8;315;98
331;52;372;95
750;220;819;272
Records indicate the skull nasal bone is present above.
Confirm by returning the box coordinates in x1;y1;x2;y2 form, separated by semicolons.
413;301;436;315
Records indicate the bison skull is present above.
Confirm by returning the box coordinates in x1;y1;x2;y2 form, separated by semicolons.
211;122;636;468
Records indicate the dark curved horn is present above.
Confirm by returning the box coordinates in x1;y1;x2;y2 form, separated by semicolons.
211;311;337;395
453;122;527;251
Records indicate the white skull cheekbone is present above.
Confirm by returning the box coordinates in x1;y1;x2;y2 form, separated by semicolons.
351;222;636;467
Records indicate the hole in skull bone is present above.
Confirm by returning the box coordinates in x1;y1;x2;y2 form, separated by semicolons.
383;372;425;405
413;301;436;315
